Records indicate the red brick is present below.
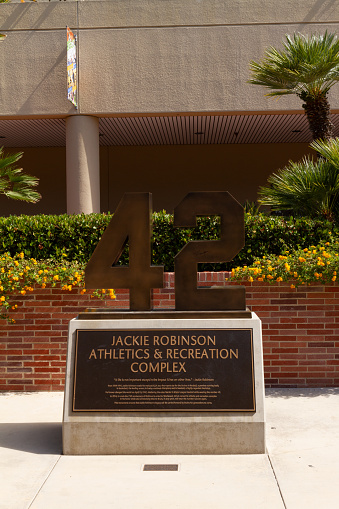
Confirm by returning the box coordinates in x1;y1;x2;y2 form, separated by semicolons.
7;355;32;361
7;367;32;373
280;317;307;324
279;353;307;360
275;372;298;377
35;368;61;373
296;335;327;341
50;374;66;380
306;353;335;359
308;317;335;323
24;313;52;319
24;325;52;331
272;360;298;366
297;311;326;317
272;348;299;354
272;336;303;342
0;384;25;390
306;305;335;311
25;361;49;367
23;349;50;355
310;342;335;348
299;347;329;353
34;319;62;325
1;277;339;390
25;373;52;379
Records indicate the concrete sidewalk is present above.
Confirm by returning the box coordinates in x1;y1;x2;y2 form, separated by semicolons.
1;388;339;509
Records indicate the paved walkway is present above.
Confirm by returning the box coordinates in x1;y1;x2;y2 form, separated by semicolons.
1;388;339;509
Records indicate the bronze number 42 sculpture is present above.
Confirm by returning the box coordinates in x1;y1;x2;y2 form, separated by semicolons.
85;192;245;311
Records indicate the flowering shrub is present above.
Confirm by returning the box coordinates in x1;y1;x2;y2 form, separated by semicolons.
228;241;339;289
0;253;115;322
0;212;337;271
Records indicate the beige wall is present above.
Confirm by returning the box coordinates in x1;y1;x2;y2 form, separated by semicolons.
1;1;339;117
0;143;313;216
0;148;66;216
102;143;314;212
0;1;332;216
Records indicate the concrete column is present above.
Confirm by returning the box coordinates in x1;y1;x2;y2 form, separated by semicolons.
66;115;100;214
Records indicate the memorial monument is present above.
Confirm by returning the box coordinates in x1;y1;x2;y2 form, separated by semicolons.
63;192;265;454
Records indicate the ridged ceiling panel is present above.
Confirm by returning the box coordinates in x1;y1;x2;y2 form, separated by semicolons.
0;119;66;147
1;114;339;147
99;114;339;146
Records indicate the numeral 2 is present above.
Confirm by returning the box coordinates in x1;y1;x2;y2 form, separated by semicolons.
174;192;245;311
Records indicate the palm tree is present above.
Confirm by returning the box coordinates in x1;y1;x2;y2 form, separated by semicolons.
0;148;41;203
249;32;339;141
258;137;339;221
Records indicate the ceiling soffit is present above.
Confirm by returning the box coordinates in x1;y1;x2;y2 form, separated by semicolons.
0;114;338;148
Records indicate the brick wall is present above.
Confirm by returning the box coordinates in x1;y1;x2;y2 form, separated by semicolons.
0;272;338;391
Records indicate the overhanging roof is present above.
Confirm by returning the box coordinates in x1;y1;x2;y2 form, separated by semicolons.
1;113;339;148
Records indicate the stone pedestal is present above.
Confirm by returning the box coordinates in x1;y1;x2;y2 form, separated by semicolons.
63;312;265;454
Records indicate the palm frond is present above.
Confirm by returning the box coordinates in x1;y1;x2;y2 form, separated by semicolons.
0;148;41;203
311;137;339;165
258;155;339;220
5;189;41;203
249;31;339;97
0;151;24;171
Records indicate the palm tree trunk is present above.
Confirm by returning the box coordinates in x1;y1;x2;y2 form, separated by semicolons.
300;93;333;141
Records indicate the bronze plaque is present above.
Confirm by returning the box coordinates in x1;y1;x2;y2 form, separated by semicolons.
73;329;255;412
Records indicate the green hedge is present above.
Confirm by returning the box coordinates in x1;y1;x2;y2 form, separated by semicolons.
0;214;110;263
0;212;337;271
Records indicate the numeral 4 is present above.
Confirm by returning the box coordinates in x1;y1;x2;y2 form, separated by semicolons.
85;193;164;310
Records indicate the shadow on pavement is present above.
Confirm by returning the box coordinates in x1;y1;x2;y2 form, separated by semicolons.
0;422;62;454
265;387;339;398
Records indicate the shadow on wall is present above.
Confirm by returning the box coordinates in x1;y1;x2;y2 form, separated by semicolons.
301;0;337;23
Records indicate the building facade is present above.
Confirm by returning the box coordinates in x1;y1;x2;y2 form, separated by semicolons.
1;0;339;215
